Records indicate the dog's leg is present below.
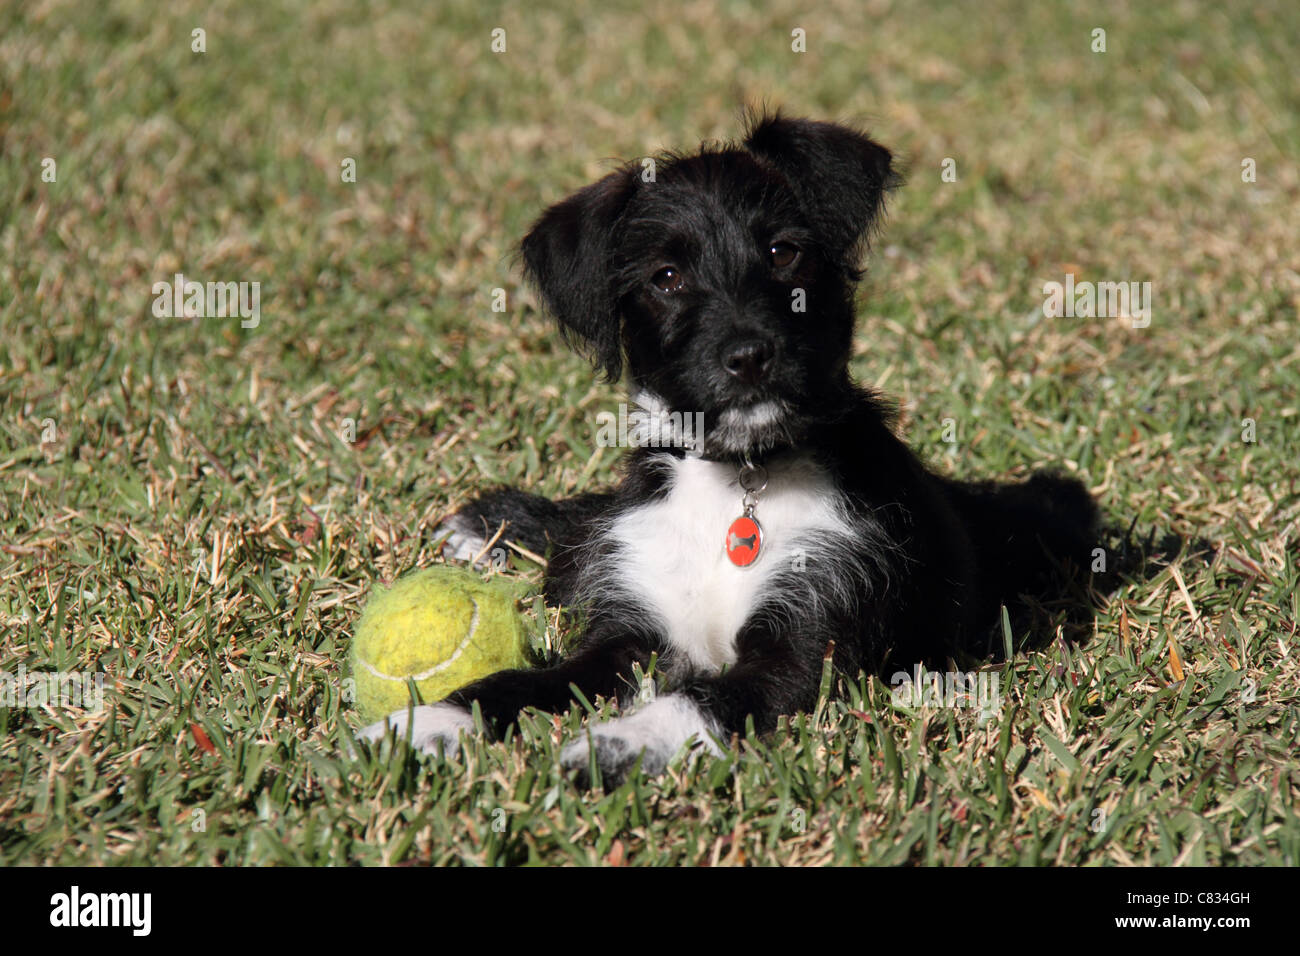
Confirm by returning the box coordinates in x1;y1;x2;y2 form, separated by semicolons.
940;471;1099;652
353;701;477;756
559;622;829;786
558;693;724;786
437;489;612;564
354;630;656;755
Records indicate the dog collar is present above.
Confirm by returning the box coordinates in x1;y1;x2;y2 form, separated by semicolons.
724;453;767;567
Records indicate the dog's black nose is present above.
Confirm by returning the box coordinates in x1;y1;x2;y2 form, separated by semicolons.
722;338;774;385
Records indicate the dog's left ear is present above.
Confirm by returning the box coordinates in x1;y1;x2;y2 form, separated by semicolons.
520;167;639;382
744;113;898;271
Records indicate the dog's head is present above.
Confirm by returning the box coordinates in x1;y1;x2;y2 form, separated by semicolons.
521;112;897;459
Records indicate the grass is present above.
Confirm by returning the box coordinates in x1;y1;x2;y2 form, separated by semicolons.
1;0;1297;865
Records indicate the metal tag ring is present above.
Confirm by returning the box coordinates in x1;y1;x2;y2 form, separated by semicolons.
738;457;768;496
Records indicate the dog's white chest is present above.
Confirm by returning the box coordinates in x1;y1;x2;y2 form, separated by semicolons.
605;455;849;672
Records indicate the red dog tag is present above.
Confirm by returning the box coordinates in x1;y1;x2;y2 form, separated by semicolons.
725;515;763;567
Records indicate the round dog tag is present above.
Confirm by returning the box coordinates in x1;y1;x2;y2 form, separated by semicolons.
725;515;763;567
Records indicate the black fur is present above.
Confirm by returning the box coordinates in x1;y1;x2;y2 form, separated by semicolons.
433;112;1101;775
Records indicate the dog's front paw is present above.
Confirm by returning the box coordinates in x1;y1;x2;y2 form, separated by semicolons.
560;694;723;788
435;515;492;567
355;702;476;757
561;732;657;788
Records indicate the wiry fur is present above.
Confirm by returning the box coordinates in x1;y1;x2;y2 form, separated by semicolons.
358;112;1100;786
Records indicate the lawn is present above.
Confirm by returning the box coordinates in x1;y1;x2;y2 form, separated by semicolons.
1;0;1297;865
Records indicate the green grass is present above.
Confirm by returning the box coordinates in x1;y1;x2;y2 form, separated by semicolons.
1;0;1297;865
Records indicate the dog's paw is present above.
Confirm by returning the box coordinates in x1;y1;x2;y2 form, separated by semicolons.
354;702;475;757
560;694;723;788
435;514;492;566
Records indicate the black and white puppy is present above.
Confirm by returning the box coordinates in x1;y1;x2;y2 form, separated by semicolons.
358;113;1098;784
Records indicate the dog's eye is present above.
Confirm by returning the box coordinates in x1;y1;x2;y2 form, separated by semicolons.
651;266;684;294
769;242;800;269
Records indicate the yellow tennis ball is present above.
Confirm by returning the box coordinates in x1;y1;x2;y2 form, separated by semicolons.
350;566;531;724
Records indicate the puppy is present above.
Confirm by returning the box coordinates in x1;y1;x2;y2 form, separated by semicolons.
358;112;1099;784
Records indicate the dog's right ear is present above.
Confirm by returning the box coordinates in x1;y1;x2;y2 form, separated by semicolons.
520;167;639;382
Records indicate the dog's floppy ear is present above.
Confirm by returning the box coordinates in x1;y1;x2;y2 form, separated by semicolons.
520;167;639;381
744;112;897;271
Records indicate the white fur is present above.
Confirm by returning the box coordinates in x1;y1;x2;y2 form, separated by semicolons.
717;399;785;432
560;693;722;772
437;521;489;565
599;452;855;672
712;399;792;453
628;389;704;452
355;702;474;755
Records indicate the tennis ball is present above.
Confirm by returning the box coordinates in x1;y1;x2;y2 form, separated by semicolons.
349;566;531;724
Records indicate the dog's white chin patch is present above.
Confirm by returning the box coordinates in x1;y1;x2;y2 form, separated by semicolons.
355;702;475;756
560;693;723;778
712;400;790;453
719;399;784;429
